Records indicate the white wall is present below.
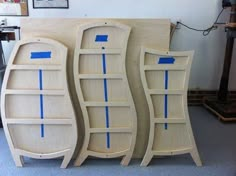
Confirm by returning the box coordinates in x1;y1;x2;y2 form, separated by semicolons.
1;0;235;90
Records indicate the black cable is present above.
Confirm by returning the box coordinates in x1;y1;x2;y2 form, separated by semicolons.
176;8;225;36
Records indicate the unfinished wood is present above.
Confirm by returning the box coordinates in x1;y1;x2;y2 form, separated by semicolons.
10;65;62;70
1;38;77;168
73;21;137;166
21;18;170;158
140;47;202;166
6;119;73;125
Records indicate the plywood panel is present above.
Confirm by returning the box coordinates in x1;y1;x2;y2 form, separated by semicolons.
21;18;170;158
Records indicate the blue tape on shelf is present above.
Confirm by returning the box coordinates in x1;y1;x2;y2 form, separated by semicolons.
39;70;43;90
164;94;168;130
39;70;44;138
105;106;110;148
95;35;108;42
104;79;108;102
102;54;107;74
31;52;51;59
158;57;175;64
41;124;44;138
102;47;110;148
164;70;168;130
165;70;168;90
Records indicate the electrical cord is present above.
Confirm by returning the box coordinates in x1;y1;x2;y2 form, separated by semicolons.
176;8;226;36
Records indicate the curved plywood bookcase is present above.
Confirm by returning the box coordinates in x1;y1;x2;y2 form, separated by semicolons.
140;47;202;166
1;38;77;168
73;21;137;166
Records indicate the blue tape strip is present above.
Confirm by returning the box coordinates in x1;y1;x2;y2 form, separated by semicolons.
31;52;51;59
164;70;168;130
39;70;44;138
102;47;110;148
95;35;108;42
41;124;44;138
158;57;175;64
165;70;168;90
164;94;168;130
105;106;110;148
39;70;43;90
104;79;108;102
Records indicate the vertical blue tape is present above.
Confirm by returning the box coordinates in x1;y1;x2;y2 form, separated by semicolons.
104;79;108;102
39;70;43;90
105;106;110;148
102;47;110;148
39;70;44;138
164;94;168;130
165;70;168;90
164;70;168;130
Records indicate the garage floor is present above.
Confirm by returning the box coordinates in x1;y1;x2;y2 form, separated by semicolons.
1;107;236;176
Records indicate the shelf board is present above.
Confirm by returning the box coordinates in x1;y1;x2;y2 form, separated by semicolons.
10;65;62;71
78;74;123;79
5;89;65;96
78;49;121;55
152;148;192;156
144;65;186;71
154;118;186;124
6;119;72;125
89;127;132;133
148;89;185;95
83;101;130;107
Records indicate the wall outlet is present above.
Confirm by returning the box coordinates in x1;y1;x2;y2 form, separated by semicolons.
1;18;7;27
175;19;181;30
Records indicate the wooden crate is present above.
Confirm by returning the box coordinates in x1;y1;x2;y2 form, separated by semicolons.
1;38;77;168
139;47;202;166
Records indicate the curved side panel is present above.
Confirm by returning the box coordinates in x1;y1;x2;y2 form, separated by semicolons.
1;38;78;168
73;21;137;166
140;47;202;166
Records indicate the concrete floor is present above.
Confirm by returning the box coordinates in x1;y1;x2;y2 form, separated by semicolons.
1;107;236;176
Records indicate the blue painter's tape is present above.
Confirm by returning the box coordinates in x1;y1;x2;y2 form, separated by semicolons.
95;35;108;42
41;124;44;138
105;106;110;148
104;79;108;102
102;54;107;74
164;70;168;130
102;48;110;148
164;94;168;130
106;132;110;148
158;57;175;64
40;94;44;120
105;106;110;127
39;69;44;138
164;95;168;118
40;94;44;138
165;70;168;90
31;52;51;59
164;123;168;130
39;69;43;90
